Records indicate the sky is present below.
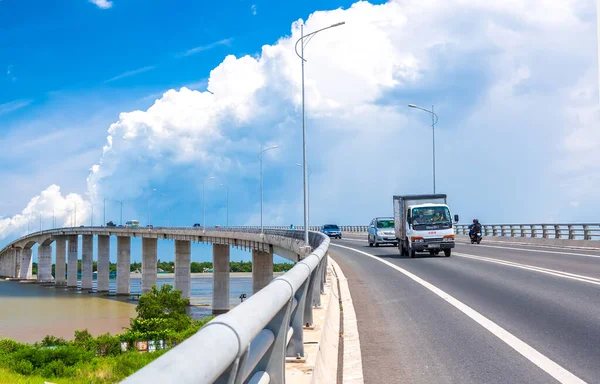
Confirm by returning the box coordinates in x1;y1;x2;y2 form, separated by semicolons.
0;0;599;262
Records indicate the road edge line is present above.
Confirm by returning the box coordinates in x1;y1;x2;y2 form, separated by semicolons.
329;256;365;384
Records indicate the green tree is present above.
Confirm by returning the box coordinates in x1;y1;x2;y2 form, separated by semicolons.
131;284;190;332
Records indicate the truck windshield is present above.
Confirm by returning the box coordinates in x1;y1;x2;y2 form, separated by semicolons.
411;207;451;230
376;220;394;228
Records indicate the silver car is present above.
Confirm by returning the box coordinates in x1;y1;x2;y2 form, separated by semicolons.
368;217;397;247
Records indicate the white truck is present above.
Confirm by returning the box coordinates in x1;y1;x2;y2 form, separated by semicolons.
394;194;458;258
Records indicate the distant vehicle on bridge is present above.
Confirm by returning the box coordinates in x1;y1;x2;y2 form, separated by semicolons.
106;221;116;227
125;220;140;228
193;223;201;228
368;217;397;247
321;224;342;239
394;194;458;258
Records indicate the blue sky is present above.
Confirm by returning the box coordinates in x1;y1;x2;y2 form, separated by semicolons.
0;0;599;263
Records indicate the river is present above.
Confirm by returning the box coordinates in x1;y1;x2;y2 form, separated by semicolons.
0;274;264;343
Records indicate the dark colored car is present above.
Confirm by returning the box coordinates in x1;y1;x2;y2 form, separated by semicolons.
193;223;202;228
321;224;342;239
106;221;116;227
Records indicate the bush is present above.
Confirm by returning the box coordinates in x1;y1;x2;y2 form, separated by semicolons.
95;333;121;357
14;360;33;375
39;335;68;348
41;360;67;378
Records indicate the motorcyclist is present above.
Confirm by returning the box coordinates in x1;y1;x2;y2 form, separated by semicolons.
469;219;482;239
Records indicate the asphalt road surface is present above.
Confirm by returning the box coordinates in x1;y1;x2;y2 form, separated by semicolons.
330;236;600;384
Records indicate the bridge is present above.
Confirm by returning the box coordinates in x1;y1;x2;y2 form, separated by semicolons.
1;223;600;383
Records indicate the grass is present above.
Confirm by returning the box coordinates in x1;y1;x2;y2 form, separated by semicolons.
0;367;84;383
0;350;168;384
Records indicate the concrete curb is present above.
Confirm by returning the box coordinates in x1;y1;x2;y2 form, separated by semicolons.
311;258;340;384
329;256;364;384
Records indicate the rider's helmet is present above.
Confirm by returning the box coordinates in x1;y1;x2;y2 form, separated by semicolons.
473;218;477;223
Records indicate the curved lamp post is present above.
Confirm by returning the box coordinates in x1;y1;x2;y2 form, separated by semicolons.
259;145;279;234
295;21;345;245
408;104;439;194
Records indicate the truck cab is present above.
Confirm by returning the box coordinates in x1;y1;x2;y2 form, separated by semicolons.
394;195;458;257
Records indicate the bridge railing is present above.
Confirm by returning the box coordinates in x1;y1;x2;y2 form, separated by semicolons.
120;227;329;384
454;224;600;241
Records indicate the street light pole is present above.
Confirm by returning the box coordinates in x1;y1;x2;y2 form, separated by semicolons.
258;145;279;234
295;21;345;245
148;188;157;226
219;184;229;226
296;163;311;229
203;177;215;231
408;104;439;194
103;197;107;226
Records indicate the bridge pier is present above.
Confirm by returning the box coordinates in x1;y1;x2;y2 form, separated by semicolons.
81;235;93;290
174;240;191;299
15;248;21;279
142;238;157;294
23;249;33;279
37;245;53;282
67;235;78;288
117;236;131;295
212;244;230;314
9;249;17;278
97;235;110;292
55;237;67;285
252;249;273;294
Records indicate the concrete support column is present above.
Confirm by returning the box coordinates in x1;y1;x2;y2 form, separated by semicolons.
142;238;158;294
174;240;191;299
19;248;32;280
0;254;5;277
252;249;273;294
97;235;110;292
81;235;93;290
117;236;131;295
37;245;53;282
15;248;22;279
8;249;17;278
67;236;79;288
55;237;67;285
212;244;230;314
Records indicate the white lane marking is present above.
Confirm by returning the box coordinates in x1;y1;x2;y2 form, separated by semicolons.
456;242;600;259
330;243;587;384
328;256;365;384
454;253;600;286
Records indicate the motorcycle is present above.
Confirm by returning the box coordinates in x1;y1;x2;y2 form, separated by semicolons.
470;232;482;244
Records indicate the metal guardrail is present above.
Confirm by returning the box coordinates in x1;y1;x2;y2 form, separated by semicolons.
116;227;330;384
454;224;600;241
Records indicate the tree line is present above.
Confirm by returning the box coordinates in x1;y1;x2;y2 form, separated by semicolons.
33;260;294;275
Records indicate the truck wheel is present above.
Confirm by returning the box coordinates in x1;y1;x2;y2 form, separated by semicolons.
444;249;451;257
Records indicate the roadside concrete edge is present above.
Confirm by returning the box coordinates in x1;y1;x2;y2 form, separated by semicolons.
311;257;341;384
329;256;364;384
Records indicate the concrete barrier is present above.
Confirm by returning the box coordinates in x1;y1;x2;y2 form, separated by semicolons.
311;257;340;384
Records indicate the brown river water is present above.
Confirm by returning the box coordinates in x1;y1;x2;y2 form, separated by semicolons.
0;274;264;343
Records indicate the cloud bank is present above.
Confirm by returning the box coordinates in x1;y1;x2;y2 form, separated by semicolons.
1;0;598;242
